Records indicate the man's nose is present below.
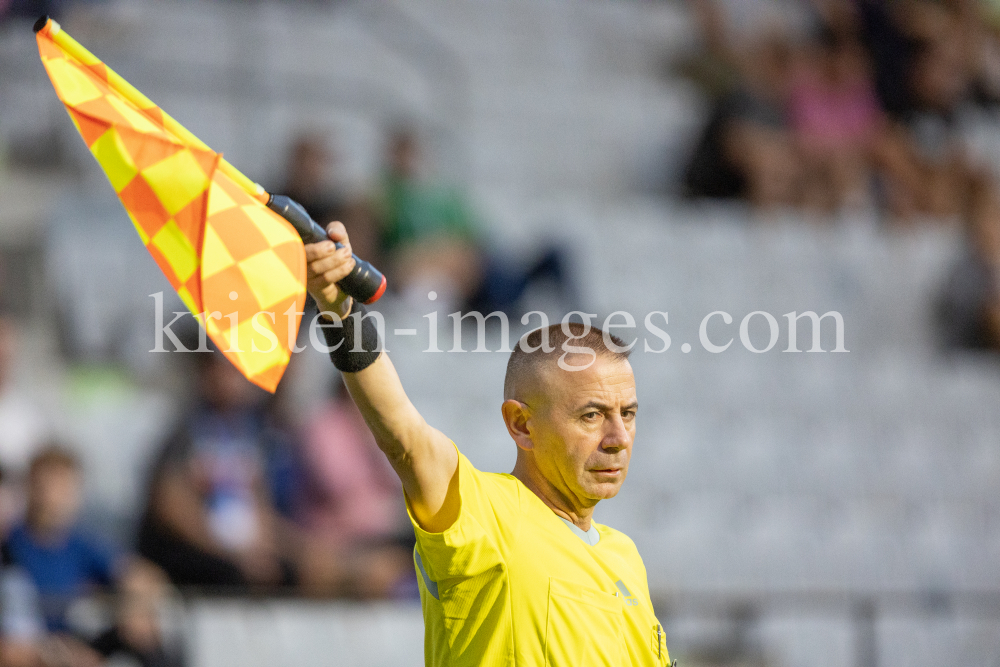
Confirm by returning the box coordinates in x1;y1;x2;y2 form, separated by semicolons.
601;414;630;451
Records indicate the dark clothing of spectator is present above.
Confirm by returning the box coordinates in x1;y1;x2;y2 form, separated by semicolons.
683;86;785;200
136;526;249;589
684;97;746;199
938;249;1000;350
91;625;184;667
855;0;919;120
137;407;295;591
4;524;118;632
465;247;570;316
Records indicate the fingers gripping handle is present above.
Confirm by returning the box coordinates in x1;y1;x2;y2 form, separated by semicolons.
266;194;387;305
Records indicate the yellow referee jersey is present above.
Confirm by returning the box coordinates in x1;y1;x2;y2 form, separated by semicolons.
408;448;671;666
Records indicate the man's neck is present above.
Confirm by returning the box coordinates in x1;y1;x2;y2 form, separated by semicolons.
511;459;595;532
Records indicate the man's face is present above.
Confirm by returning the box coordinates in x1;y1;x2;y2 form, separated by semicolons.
28;465;82;534
526;355;637;509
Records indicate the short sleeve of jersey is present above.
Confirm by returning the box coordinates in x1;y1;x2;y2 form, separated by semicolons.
406;448;521;588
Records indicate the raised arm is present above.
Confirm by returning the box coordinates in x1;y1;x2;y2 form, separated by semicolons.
304;223;459;532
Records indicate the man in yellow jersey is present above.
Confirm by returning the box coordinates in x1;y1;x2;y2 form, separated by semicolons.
304;223;671;667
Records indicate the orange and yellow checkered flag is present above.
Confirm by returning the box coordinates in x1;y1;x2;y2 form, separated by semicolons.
35;17;306;392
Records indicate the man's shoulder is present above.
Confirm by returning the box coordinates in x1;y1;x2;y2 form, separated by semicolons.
478;469;521;495
455;452;522;523
459;452;519;495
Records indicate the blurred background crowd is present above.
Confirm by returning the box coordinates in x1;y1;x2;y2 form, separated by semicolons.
679;0;1000;350
0;0;999;666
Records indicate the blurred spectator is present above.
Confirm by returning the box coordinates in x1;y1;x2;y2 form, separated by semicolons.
789;30;882;212
681;0;1000;224
0;316;50;535
278;134;382;266
4;447;120;634
89;561;183;667
0;464;46;667
681;1;803;210
292;380;414;599
281;134;348;229
937;174;1000;349
882;2;971;219
372;128;573;314
840;1;1000;221
1;447;179;667
136;352;299;592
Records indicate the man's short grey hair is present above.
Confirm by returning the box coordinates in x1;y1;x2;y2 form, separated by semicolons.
503;322;631;399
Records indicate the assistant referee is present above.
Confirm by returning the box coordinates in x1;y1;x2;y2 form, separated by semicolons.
305;224;672;667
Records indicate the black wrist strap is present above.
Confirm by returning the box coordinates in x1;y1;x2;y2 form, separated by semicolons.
320;300;382;373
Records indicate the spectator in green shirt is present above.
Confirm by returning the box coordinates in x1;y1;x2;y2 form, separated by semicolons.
373;128;573;316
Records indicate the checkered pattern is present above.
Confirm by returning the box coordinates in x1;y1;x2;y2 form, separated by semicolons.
37;24;306;392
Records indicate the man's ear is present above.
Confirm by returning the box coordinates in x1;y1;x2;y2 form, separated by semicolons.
501;399;534;451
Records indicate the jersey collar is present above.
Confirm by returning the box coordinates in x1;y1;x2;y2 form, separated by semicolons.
558;516;600;546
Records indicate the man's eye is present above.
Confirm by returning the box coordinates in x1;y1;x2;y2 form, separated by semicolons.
583;411;601;420
622;410;636;420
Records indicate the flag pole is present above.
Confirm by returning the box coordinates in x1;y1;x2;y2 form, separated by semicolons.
34;16;270;204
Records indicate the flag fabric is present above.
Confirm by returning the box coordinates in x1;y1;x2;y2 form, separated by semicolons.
36;19;306;392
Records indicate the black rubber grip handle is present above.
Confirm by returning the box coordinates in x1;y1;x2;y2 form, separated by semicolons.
266;194;386;305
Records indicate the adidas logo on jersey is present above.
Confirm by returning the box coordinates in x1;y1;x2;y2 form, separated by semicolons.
615;579;639;606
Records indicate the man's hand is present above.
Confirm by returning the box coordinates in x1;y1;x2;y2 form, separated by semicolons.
305;221;356;320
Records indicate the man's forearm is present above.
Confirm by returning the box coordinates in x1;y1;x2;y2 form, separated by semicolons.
341;351;459;530
317;297;418;458
342;354;435;474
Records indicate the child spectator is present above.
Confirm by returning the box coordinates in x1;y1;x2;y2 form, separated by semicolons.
4;447;120;634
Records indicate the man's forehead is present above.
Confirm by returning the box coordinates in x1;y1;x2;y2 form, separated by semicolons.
538;355;636;404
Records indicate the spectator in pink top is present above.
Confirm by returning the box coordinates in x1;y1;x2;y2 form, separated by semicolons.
297;383;402;546
790;30;882;213
293;380;415;599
